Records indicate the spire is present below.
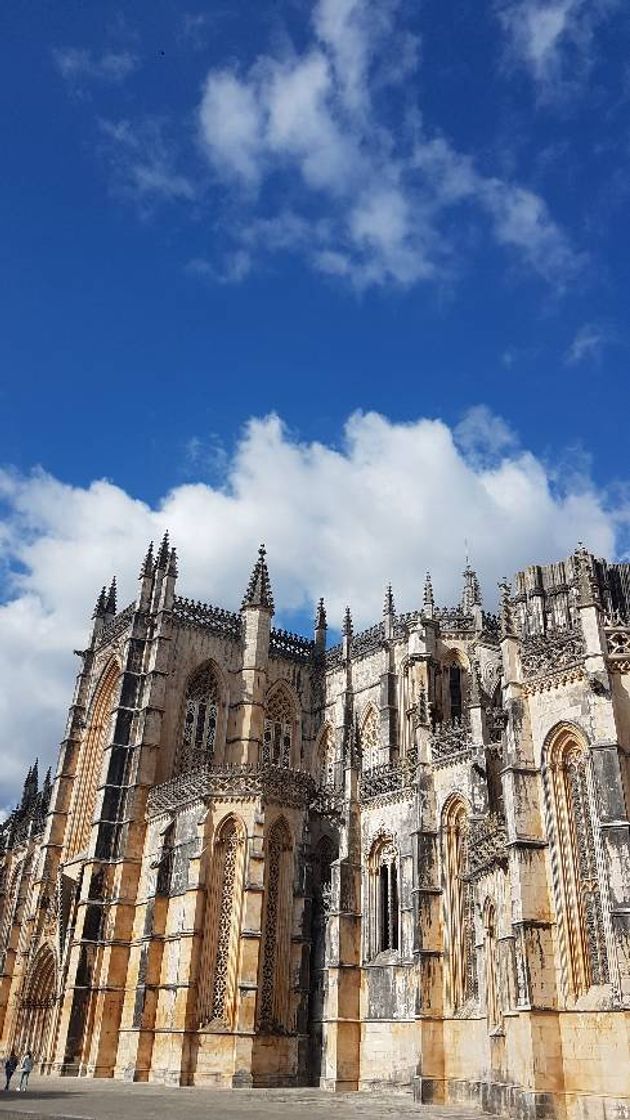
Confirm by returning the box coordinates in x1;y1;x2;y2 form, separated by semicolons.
499;578;514;638
92;585;108;619
342;605;353;638
315;597;327;631
383;584;395;617
422;571;435;618
21;761;38;809
139;541;154;579
241;544;274;612
105;577;117;616
156;531;170;571
168;547;178;578
41;768;53;812
462;561;482;613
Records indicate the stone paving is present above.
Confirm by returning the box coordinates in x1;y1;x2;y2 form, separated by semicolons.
0;1077;483;1120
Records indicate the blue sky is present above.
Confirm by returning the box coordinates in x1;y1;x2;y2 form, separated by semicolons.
1;0;629;802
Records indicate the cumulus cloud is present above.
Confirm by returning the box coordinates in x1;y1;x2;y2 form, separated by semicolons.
53;47;138;86
194;0;578;289
0;408;625;810
496;0;620;100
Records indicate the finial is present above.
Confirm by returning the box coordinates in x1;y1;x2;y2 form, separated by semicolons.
156;531;170;570
139;541;154;579
499;577;514;637
423;571;435;610
462;558;482;613
383;584;395;616
92;585;108;619
241;543;274;612
168;547;178;578
315;597;327;630
105;577;117;616
342;605;353;638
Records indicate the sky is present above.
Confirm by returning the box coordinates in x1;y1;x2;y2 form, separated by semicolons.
1;0;630;807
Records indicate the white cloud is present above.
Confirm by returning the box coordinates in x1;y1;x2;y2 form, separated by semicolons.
496;0;619;100
564;322;607;365
53;47;138;85
99;119;196;208
195;0;579;289
0;409;625;809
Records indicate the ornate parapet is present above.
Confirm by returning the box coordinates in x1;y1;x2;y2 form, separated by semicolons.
146;762;339;817
96;603;134;649
466;813;508;879
604;616;630;673
430;721;473;768
359;758;416;803
172;596;242;640
269;627;314;663
519;626;585;684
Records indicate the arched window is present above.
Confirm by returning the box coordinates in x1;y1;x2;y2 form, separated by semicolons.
367;835;399;958
483;899;500;1032
258;817;293;1032
66;659;119;860
178;662;220;772
443;797;476;1011
198;816;246;1029
545;728;608;998
449;664;463;723
155;820;175;897
361;706;379;772
15;943;57;1062
263;687;295;767
316;725;336;787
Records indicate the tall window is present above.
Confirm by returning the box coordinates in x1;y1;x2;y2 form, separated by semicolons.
316;725;336;787
66;659;119;860
484;900;500;1031
178;662;220;771
443;797;476;1011
258;817;293;1032
263;687;295;767
546;728;609;998
155;821;175;897
449;664;463;723
198;816;246;1029
361;706;379;771
367;836;399;958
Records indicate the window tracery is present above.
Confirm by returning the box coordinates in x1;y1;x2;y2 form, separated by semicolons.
178;662;220;772
317;725;336;787
546;730;609;998
367;835;399;958
361;706;379;771
67;659;118;859
263;688;295;767
258;817;293;1032
443;797;477;1011
198;816;246;1029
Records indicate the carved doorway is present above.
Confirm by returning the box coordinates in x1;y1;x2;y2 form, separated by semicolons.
15;944;57;1067
306;836;336;1085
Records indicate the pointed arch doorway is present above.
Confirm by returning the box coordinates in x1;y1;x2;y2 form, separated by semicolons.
15;944;57;1066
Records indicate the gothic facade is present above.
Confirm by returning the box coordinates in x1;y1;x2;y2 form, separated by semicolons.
2;537;630;1120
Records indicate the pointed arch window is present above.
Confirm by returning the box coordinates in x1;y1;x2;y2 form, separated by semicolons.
443;798;477;1011
67;660;119;860
361;706;380;772
317;726;336;787
178;662;220;772
263;688;295;767
258;817;293;1032
546;730;609;998
367;836;400;958
449;664;463;723
198;816;246;1029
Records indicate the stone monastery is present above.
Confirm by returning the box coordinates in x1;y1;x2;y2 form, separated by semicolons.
1;536;630;1120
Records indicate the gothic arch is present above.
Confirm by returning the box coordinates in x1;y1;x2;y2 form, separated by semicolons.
176;660;224;773
197;814;246;1030
360;703;380;771
366;832;399;958
15;942;57;1061
263;683;299;767
314;723;336;786
66;658;119;860
542;723;609;999
442;794;477;1012
258;816;294;1032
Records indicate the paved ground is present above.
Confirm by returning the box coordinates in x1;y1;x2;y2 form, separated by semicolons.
0;1077;482;1120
